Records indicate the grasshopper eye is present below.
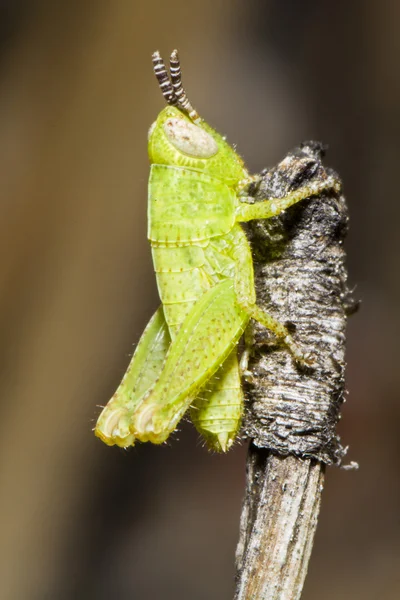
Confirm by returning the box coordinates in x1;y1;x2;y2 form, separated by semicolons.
164;117;218;158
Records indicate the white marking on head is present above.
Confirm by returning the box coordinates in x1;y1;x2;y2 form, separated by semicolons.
164;117;218;158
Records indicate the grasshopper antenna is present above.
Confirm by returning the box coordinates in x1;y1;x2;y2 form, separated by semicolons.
169;49;200;122
152;51;177;106
152;49;200;122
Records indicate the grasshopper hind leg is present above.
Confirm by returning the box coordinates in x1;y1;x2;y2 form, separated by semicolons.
95;306;171;448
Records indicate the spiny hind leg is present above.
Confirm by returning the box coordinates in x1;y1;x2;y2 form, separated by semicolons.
95;305;171;447
190;348;243;452
130;279;249;445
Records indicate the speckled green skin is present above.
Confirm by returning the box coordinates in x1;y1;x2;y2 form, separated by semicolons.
95;106;340;451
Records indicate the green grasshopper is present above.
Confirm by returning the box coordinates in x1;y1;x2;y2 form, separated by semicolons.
95;50;340;452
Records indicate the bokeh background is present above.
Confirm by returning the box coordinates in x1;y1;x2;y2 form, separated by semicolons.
0;1;399;599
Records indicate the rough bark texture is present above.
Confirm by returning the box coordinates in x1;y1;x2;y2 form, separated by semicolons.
234;143;356;600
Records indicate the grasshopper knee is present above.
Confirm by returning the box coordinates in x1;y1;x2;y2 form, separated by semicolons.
95;405;135;448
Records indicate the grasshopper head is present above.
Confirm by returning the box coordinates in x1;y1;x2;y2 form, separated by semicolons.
149;50;248;187
148;106;248;186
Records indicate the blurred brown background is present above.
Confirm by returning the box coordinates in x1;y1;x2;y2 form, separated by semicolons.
0;1;398;599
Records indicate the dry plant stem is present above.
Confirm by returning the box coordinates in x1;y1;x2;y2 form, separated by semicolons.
235;449;324;600
234;142;354;600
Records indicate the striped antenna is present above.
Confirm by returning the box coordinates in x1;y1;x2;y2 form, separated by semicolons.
169;49;199;122
152;50;200;121
152;51;177;106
